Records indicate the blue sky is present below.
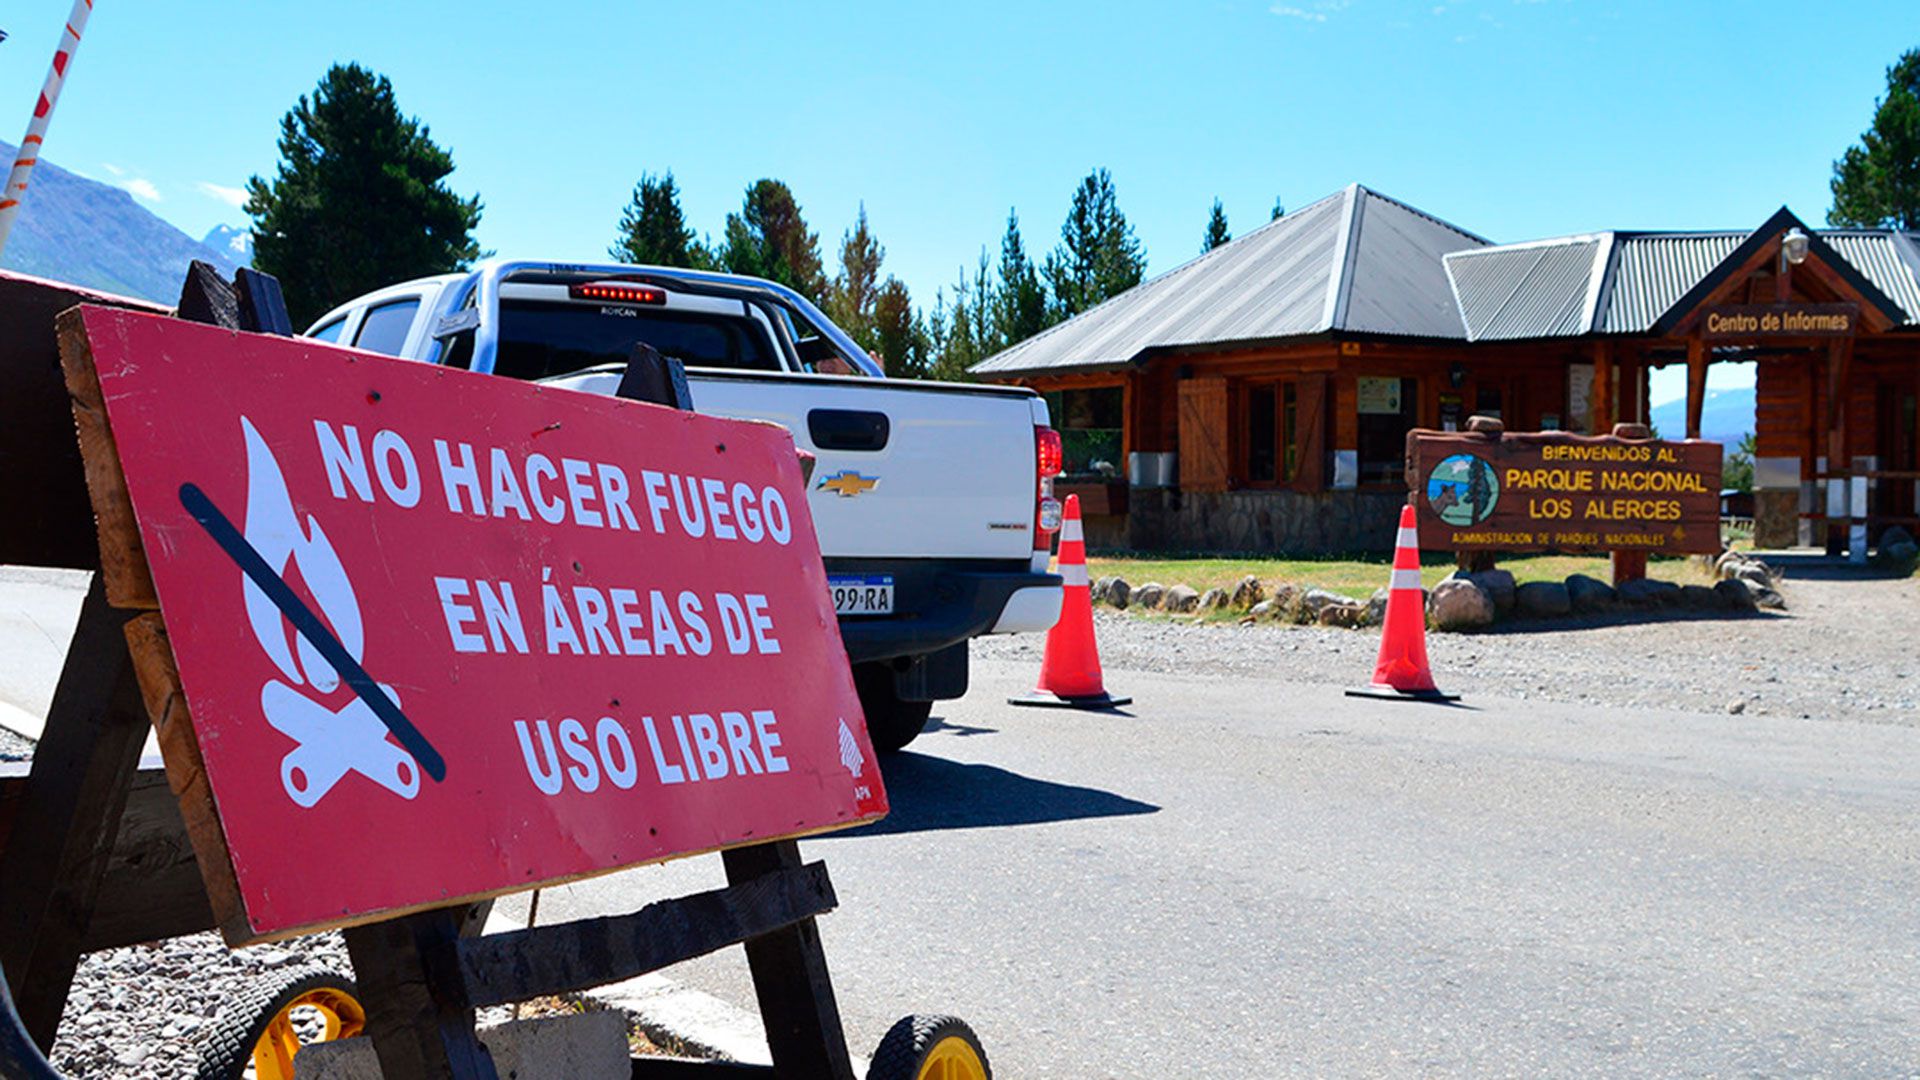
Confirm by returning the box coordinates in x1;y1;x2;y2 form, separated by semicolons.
3;1;1916;404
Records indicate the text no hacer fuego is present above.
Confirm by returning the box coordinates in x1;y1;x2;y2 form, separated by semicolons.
304;418;807;793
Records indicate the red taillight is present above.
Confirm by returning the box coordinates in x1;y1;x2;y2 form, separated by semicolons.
570;282;667;304
1034;426;1063;550
1035;427;1063;479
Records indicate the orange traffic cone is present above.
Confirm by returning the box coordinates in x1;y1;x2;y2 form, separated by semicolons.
1010;494;1132;709
1345;504;1459;702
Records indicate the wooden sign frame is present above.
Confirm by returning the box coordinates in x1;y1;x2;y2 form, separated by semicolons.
0;271;880;1078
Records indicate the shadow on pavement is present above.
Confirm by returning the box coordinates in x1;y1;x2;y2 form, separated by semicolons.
825;748;1160;838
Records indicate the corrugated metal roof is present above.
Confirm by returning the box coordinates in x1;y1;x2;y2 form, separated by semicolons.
1600;233;1744;333
971;184;1488;377
1823;232;1920;322
1444;236;1608;341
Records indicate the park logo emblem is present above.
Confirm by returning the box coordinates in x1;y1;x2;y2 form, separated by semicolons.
1426;452;1499;527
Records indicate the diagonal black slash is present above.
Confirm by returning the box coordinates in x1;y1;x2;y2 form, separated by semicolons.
178;482;447;783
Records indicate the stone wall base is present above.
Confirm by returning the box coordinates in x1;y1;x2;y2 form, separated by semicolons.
1122;489;1407;554
1753;489;1799;549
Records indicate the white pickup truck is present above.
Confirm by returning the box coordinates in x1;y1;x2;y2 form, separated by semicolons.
305;260;1064;752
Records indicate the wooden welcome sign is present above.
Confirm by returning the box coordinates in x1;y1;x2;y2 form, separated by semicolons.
61;305;887;944
1407;428;1723;555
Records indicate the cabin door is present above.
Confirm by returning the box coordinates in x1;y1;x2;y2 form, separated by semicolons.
1876;379;1917;538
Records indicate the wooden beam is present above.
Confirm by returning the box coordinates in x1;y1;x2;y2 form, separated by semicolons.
345;907;499;1080
455;862;836;1008
1685;337;1708;439
1591;341;1613;432
0;578;148;1050
56;309;158;609
722;842;857;1080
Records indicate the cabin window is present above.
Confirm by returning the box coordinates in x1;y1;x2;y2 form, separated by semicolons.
1241;381;1301;486
1043;387;1124;479
1356;376;1417;486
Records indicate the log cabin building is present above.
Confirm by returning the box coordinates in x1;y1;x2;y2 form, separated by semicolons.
972;185;1920;557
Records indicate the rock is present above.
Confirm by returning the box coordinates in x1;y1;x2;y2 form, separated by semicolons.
1753;586;1788;610
1198;587;1230;612
1713;578;1758;611
1133;582;1166;610
1268;583;1302;622
1714;548;1745;579
1875;526;1918;569
1249;599;1277;621
1165;584;1201;613
1316;602;1368;629
1882;525;1916;549
1301;588;1363;620
1734;562;1774;589
1726;698;1747;715
1617;578;1681;607
1565;573;1616;613
1107;578;1132;610
1514;580;1572;618
1679;584;1719;609
1229;575;1265;609
1091;576;1114;603
1427;578;1495;631
1465;569;1517;616
1365;588;1390;627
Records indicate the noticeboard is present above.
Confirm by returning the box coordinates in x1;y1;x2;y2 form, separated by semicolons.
75;307;887;942
1407;428;1723;555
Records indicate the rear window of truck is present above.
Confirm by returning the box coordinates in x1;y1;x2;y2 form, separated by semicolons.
490;300;781;381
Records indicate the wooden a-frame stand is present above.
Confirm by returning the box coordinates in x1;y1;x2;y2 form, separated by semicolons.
0;268;865;1079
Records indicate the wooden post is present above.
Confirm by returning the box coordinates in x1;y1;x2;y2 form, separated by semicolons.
723;841;857;1080
1591;342;1613;433
1826;338;1853;555
344;908;499;1080
1610;550;1648;585
1685;337;1708;440
0;578;148;1050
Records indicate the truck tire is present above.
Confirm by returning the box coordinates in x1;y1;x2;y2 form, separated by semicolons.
854;662;934;754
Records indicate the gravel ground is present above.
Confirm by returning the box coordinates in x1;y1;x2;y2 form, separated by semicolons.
977;570;1920;725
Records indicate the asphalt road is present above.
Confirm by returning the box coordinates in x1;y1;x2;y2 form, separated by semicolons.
498;660;1920;1078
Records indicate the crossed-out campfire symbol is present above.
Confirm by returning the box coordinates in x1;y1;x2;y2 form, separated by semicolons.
177;418;445;807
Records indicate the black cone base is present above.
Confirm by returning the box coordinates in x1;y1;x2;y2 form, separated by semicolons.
1344;684;1460;703
1008;689;1133;710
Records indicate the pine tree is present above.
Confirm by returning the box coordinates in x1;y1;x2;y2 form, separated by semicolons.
1042;167;1146;320
720;179;826;300
1271;197;1286;221
246;63;482;327
1829;49;1920;229
993;209;1049;346
609;171;709;268
824;204;884;351
872;276;926;378
1203;198;1231;252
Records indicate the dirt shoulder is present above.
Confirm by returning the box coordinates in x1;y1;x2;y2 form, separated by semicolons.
978;571;1920;726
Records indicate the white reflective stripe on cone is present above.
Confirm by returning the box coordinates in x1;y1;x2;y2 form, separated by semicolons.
1396;527;1419;550
1061;518;1084;543
1390;568;1423;591
1061;562;1090;587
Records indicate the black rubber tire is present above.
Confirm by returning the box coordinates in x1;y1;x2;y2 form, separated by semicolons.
191;965;360;1080
853;662;934;754
867;1014;992;1080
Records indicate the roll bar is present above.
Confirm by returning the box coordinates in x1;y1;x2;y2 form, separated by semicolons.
438;259;884;378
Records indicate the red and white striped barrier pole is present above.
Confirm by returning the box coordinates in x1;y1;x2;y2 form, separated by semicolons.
0;0;94;259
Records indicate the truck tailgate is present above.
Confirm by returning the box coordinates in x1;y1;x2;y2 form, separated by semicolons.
546;369;1042;560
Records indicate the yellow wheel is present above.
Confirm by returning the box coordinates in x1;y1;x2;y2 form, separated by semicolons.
192;966;365;1080
867;1014;991;1080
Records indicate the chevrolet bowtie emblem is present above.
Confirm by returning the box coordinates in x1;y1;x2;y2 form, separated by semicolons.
816;470;879;497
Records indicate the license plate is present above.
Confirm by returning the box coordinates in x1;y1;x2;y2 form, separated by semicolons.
830;575;894;616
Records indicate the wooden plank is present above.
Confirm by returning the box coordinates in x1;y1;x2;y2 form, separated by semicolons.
121;614;250;943
173;260;241;330
1685;338;1708;439
0;577;148;1050
56;307;158;609
81;765;214;950
455;862;836;1008
722;842;856;1080
345;907;499;1080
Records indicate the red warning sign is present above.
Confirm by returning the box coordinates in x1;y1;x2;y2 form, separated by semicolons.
76;307;886;941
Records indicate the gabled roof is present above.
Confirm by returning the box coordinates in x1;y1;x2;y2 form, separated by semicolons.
971;184;1489;377
1447;208;1920;341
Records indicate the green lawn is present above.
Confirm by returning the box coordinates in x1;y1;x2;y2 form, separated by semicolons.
1084;551;1716;600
